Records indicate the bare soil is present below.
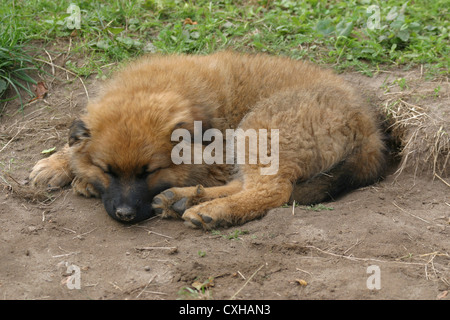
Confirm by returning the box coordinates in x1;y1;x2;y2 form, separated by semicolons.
0;57;448;300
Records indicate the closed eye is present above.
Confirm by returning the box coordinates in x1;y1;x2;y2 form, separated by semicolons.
104;164;119;178
137;166;162;179
92;162;117;177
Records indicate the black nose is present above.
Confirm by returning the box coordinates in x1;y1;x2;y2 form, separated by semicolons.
115;206;136;222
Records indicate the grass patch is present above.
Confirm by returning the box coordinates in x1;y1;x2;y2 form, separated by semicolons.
0;15;38;109
1;0;448;80
305;204;334;212
212;229;250;240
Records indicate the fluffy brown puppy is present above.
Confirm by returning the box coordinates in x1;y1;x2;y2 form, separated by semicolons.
29;51;387;228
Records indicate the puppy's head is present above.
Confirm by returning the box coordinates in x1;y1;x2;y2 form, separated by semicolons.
69;91;209;223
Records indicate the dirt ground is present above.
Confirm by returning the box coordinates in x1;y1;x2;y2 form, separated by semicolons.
0;54;448;300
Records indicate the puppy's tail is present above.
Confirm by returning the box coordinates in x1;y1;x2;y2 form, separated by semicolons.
290;133;388;205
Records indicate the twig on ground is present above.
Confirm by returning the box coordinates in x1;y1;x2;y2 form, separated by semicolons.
392;201;438;226
434;173;450;188
43;49;55;76
0;126;23;153
296;268;313;278
72;228;98;239
230;263;266;300
136;274;157;298
305;245;425;266
135;246;178;254
34;58;89;100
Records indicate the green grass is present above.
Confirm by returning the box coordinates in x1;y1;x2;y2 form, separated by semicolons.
305;203;334;212
0;15;38;108
0;0;448;105
211;229;249;240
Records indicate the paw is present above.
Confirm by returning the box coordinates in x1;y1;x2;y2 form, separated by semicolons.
72;177;100;198
29;155;73;189
151;185;205;219
182;202;231;230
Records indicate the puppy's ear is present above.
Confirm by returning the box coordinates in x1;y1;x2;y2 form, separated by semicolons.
69;119;90;146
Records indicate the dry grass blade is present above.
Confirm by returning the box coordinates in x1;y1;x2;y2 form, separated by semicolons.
0;171;56;204
229;263;266;300
34;58;89;100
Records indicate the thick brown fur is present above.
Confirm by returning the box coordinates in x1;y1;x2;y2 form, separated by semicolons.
29;51;387;228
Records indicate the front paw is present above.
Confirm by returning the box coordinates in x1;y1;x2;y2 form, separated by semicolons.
151;189;190;219
182;202;230;230
71;176;99;198
29;155;73;188
151;185;205;219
